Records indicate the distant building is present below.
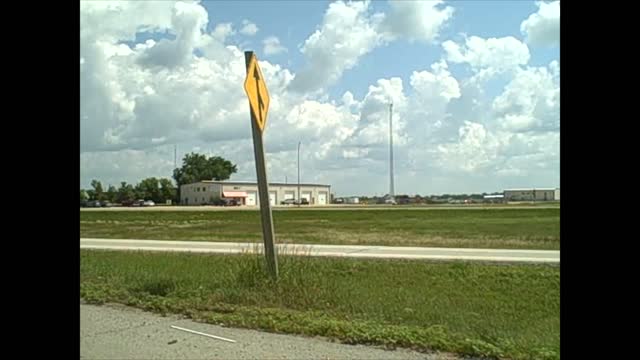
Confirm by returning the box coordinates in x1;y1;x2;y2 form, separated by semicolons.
180;180;331;206
483;194;505;203
483;194;504;198
503;188;559;202
344;197;359;204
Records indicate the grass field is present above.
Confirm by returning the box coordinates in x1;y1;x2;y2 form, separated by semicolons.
81;250;560;360
80;208;560;250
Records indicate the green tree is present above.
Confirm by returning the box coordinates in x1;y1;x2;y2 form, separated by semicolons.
106;185;117;203
173;153;237;202
159;178;177;203
116;182;136;204
91;180;106;201
80;189;88;202
136;177;161;202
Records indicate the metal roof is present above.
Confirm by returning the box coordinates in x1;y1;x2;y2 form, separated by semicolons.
197;180;330;187
503;188;558;191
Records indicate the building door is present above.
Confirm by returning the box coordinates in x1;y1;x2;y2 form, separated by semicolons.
284;191;295;200
301;191;312;203
269;191;277;206
246;191;257;206
318;192;327;205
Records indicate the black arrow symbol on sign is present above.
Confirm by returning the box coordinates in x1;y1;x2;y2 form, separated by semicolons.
253;66;265;127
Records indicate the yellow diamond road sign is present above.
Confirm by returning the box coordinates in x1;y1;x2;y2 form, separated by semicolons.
244;54;270;132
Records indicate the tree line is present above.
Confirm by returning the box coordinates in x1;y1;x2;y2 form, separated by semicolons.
80;152;238;204
80;178;176;204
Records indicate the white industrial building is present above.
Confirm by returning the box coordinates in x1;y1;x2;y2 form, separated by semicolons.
483;194;505;203
180;180;331;206
503;188;560;202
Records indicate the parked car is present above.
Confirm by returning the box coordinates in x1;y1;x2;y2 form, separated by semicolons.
281;199;296;205
121;200;134;207
142;200;155;207
212;198;225;206
86;200;102;208
225;199;241;206
101;201;112;207
213;198;240;206
293;199;309;205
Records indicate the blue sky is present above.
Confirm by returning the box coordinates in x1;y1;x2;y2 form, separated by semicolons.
81;1;560;195
131;1;557;100
196;0;557;99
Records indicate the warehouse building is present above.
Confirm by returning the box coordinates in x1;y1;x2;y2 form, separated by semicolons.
483;194;505;203
181;180;331;206
503;188;560;202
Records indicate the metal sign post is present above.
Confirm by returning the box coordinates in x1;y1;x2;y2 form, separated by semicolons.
243;51;278;279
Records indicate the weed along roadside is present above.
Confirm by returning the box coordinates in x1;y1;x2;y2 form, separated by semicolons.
80;250;560;360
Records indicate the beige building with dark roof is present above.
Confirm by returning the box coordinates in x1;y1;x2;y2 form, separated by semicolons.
180;180;331;206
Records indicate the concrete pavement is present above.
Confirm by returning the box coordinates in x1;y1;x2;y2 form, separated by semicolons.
81;303;457;359
80;238;559;263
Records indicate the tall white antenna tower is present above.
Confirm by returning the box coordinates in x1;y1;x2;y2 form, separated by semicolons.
389;102;395;201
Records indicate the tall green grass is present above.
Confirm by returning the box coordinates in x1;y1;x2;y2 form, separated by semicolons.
81;249;559;359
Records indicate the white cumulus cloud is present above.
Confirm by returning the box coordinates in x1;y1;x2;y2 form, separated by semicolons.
289;0;454;94
381;0;454;43
492;61;560;133
436;121;505;172
288;0;385;93
240;19;259;36
443;36;530;73
521;1;560;46
263;36;287;55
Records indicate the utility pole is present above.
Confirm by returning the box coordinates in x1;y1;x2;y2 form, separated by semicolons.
174;144;177;170
389;102;395;202
297;141;301;207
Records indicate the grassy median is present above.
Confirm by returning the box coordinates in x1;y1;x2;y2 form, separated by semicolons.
80;208;560;250
81;250;559;360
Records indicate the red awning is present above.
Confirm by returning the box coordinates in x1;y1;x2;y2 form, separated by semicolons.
223;191;248;198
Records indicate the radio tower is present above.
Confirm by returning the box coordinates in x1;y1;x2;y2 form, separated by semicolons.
389;102;395;202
